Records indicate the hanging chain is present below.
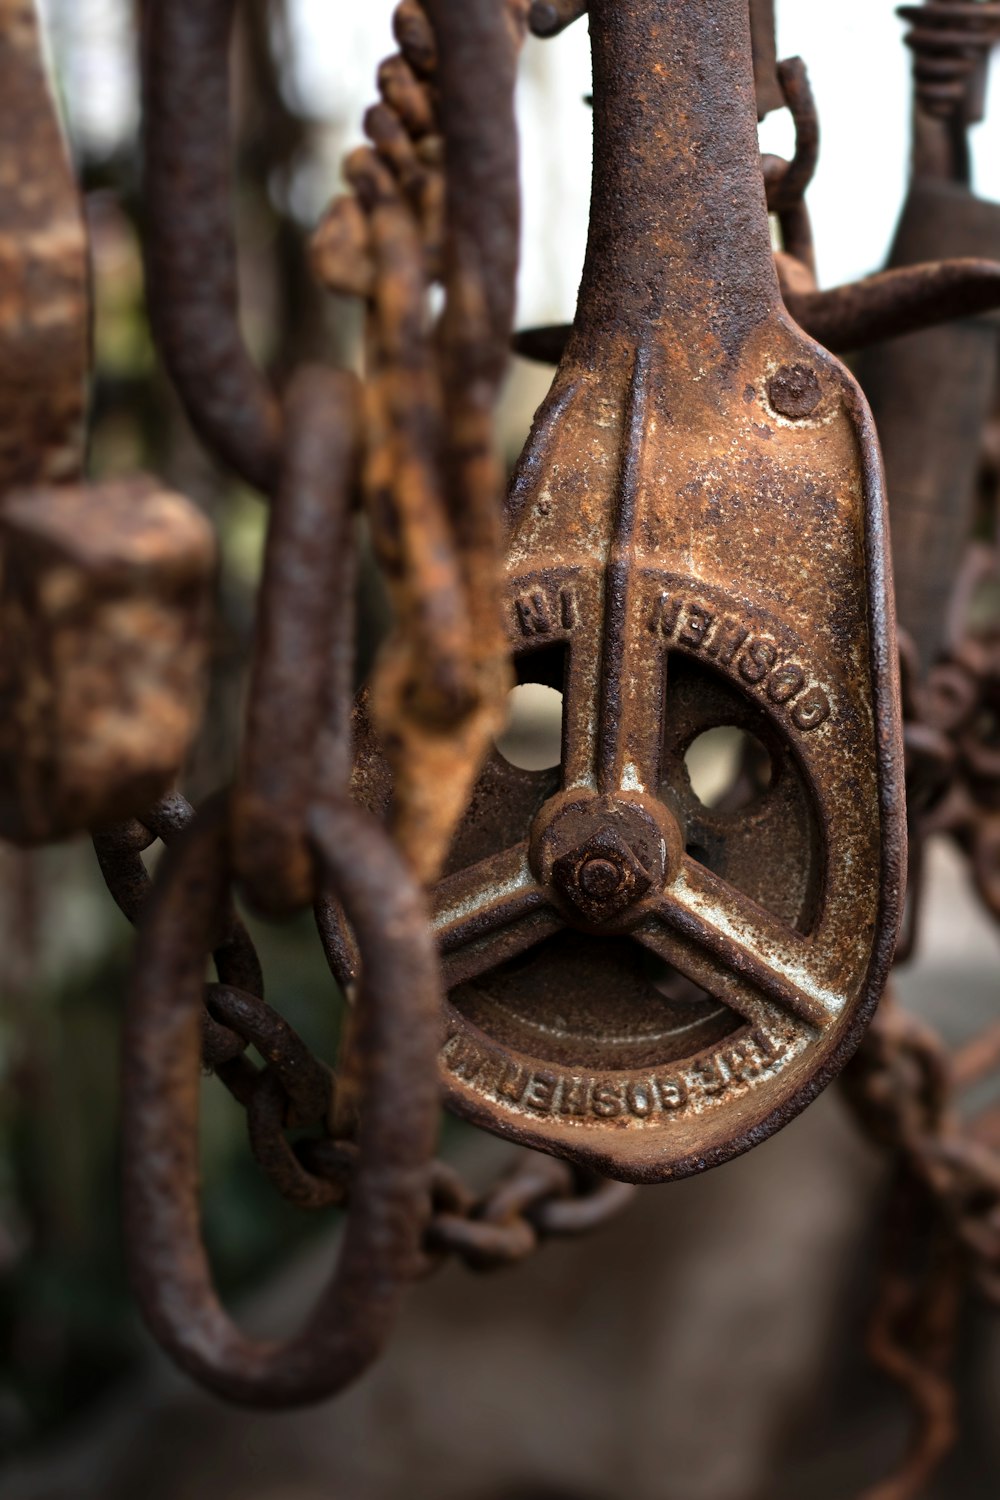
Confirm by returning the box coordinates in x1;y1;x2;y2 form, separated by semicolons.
86;0;636;1407
1;0;998;1476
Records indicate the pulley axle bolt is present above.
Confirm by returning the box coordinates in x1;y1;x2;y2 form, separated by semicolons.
578;855;624;899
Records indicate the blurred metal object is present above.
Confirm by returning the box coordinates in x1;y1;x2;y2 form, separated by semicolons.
528;0;588;39
844;11;1000;1489
114;0;533;1407
3;0;998;1465
231;366;362;916
0;479;215;844
141;0;285;495
899;0;1000;129
121;794;441;1408
858;7;1000;676
857;0;1000;969
845;980;1000;1500
311;0;525;885
0;0;88;495
350;0;905;1184
750;0;784;118
0;3;215;843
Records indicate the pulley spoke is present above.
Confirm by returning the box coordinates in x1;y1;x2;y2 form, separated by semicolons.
433;842;562;985
652;858;836;1032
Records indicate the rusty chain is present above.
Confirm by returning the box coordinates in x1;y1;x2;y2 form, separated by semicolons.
95;0;635;1407
1;0;999;1486
97;791;635;1281
842;510;1000;1498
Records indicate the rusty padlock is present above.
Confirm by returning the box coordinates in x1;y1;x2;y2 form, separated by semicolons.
0;0;215;846
350;0;906;1182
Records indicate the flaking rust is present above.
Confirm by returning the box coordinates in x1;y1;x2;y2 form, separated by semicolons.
354;0;906;1183
0;480;216;844
0;0;89;493
0;2;216;845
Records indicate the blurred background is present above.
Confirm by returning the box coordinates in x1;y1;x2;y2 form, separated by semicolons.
1;2;1000;1497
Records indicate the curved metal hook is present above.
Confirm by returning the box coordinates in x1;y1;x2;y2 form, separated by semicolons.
122;795;441;1407
142;0;283;494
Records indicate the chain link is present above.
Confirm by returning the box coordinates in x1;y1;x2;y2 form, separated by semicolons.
845;487;1000;1499
99;790;636;1281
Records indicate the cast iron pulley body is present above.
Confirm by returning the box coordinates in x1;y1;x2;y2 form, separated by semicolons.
350;0;906;1183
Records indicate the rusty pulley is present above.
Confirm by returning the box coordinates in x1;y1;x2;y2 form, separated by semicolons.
349;0;906;1183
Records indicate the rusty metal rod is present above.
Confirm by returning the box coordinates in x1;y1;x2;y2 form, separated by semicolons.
142;0;283;494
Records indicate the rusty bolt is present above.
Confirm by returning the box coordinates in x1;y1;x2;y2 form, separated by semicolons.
579;855;625;900
551;828;654;925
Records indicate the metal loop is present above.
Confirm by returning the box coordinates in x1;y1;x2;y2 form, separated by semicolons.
142;0;283;494
246;1071;344;1212
479;1153;573;1224
95;793;264;1000
530;1177;638;1237
207;984;333;1129
232;366;362;916
528;0;588;38
764;59;820;214
122;793;441;1406
425;1213;538;1271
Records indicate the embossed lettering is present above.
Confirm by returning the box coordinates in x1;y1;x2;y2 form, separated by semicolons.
791;686;832;732
524;1072;558;1112
560;1077;591;1115
766;662;806;704
559;588;578;629
516;592;552;635
738;637;778;684
496;1060;530;1104
654;1075;688;1110
679;604;714;649
749;1028;782;1064
626;1081;655;1118
690;1057;728;1093
443;1035;486;1083
706;620;749;665
641;590;832;739
724;1046;752;1081
438;1021;794;1125
592;1081;624;1118
648;592;682;637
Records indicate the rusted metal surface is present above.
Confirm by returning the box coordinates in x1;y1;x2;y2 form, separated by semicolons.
121;795;442;1407
858;0;1000;679
528;0;588;39
0;2;216;844
0;479;215;843
749;0;785;119
2;0;998;1463
0;0;89;494
141;0;284;495
232;366;362;916
349;0;906;1185
329;0;522;886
